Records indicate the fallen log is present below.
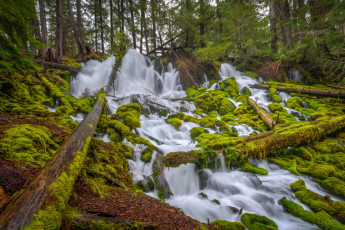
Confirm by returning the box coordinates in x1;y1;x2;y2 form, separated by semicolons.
163;115;345;167
152;153;173;200
326;84;345;90
251;84;345;99
248;98;276;130
146;31;185;56
0;95;106;230
31;59;81;74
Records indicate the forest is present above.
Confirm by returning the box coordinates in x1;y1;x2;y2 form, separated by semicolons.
1;0;345;230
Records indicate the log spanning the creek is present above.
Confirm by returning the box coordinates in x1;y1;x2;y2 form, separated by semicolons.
251;84;345;99
0;95;106;230
164;115;345;167
248;98;276;130
31;59;81;74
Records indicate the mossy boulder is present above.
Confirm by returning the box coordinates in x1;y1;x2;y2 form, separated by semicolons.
321;177;345;198
166;118;182;129
190;127;209;139
140;146;155;162
219;98;236;115
240;162;268;175
240;213;278;230
115;103;141;130
224;77;239;97
211;220;245;230
200;116;218;128
269;87;282;103
268;103;286;113
0;124;60;168
177;112;199;124
286;97;303;109
233;104;248;116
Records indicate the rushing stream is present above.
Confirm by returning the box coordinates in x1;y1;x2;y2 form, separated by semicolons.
70;49;341;229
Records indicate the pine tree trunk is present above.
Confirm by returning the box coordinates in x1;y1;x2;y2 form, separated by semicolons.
67;0;84;60
39;0;47;59
269;0;278;52
30;15;41;56
151;0;157;53
76;0;83;42
128;0;136;49
279;0;293;50
99;0;105;53
110;0;114;51
199;0;205;47
54;0;63;60
94;0;98;52
121;0;125;32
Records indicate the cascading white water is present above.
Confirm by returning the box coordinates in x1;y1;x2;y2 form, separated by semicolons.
288;68;304;82
71;56;115;98
70;50;339;229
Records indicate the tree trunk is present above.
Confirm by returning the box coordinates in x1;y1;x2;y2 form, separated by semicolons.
139;0;143;53
94;0;98;52
110;0;114;51
268;0;278;52
67;0;84;60
216;0;222;34
199;0;205;47
248;98;276;130
164;115;345;166
128;0;136;49
251;84;345;99
30;16;41;56
31;59;81;74
0;96;106;230
151;0;157;53
279;0;293;49
39;0;48;59
76;0;83;43
121;0;125;33
99;0;104;53
55;0;63;60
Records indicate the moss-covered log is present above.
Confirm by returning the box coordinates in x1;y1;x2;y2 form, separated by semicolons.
248;98;276;130
31;59;81;74
0;95;106;230
164;116;345;167
251;84;345;99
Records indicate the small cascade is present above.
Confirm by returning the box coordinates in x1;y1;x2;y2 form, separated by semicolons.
288;68;304;82
71;56;115;97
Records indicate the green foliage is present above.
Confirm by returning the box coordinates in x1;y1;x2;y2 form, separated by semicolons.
166;118;182;129
240;213;278;230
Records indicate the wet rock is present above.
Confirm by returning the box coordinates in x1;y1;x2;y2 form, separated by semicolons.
212;199;221;205
153;59;164;76
228;206;241;213
198;192;208;199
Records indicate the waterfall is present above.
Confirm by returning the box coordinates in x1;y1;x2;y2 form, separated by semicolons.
69;50;336;230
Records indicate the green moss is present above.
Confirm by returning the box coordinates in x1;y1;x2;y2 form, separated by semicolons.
200;116;218;128
190;127;209;139
280;197;345;230
268;103;286;113
240;162;268;175
67;96;94;114
0;124;60;168
240;213;278;230
233;104;248;116
115;103;141;129
140;146;154;162
269;87;282;103
286;97;303;109
166;118;182;129
219;98;236;115
321;177;345;199
193;109;204;116
211;220;246;230
177;112;199;124
224;77;240;97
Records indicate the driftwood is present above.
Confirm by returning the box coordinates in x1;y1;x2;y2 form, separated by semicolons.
251;84;345;99
31;59;81;74
0;96;106;230
163;115;345;167
248;98;276;130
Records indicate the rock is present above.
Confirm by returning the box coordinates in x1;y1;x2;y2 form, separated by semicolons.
0;162;26;194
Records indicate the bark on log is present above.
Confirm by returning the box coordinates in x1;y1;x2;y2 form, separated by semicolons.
152;153;173;199
326;85;345;90
0;96;106;230
163;115;345;167
248;98;276;130
251;84;345;99
31;59;81;74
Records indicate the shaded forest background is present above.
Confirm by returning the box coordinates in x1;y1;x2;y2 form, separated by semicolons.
1;0;345;84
